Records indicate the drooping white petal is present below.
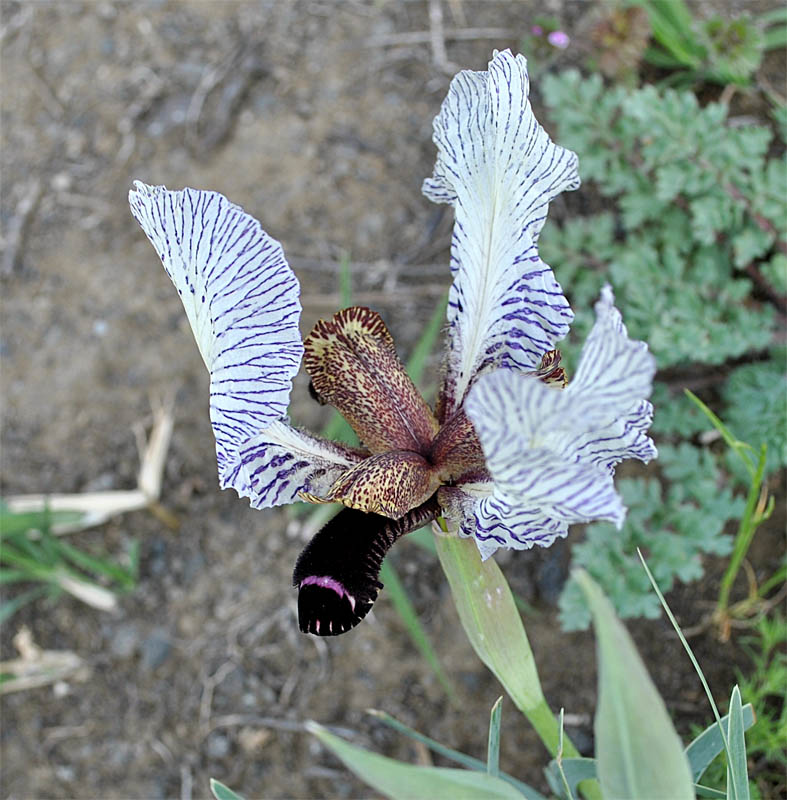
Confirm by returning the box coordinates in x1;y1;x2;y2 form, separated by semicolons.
423;49;579;418
439;483;568;561
555;399;657;474
129;182;304;492
235;421;363;509
566;285;656;422
473;496;569;560
462;288;656;556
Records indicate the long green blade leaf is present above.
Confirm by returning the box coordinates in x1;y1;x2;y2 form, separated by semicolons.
338;251;352;310
725;686;749;800
695;784;727;799
368;709;545;798
0;503;84;538
575;570;694;799
435;532;544;714
764;24;787;50
684;390;755;476
307;722;527;800
686;705;755;781
434;531;592;785
0;585;51;624
56;538;135;588
487;696;502;777
545;758;596;799
209;779;246;800
638;551;727;743
406;293;448;391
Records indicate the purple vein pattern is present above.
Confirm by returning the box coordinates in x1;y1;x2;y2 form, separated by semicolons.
422;49;580;417
129;182;304;499
463;286;656;558
237;421;363;509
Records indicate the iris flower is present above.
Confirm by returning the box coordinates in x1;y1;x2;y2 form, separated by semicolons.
129;50;656;637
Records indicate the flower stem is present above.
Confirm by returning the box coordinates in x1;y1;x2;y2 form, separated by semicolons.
435;528;602;800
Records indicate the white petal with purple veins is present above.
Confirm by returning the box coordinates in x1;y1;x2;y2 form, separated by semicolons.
566;285;656;422
423;49;579;417
473;498;569;560
129;182;304;494
554;399;657;474
463;288;656;555
235;421;363;509
439;483;567;560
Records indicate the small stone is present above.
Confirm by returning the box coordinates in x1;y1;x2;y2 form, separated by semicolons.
51;172;72;192
181;552;205;583
108;623;139;658
205;732;230;759
55;765;75;782
140;629;171;670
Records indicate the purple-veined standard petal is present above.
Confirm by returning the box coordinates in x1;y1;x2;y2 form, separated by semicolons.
129;182;306;502
463;286;656;557
423;49;580;420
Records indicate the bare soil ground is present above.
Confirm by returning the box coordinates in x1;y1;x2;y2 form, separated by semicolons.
1;2;783;799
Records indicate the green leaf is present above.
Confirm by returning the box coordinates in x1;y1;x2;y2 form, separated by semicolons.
640;0;704;66
338;251;352;309
0;502;84;537
575;570;694;799
487;696;503;777
717;443;769;617
435;533;595;797
367;709;545;799
686;704;755;780
695;784;727;799
643;45;689;69
434;533;544;714
684;390;756;476
761;253;787;294
0;585;50;625
406;293;449;392
758;6;787;26
56;537;135;589
307;722;528;800
209;779;245;800
723;358;787;479
544;757;596;799
763;24;787;50
725;686;750;800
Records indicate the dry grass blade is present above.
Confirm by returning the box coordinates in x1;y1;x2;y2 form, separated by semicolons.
5;397;174;535
0;627;91;695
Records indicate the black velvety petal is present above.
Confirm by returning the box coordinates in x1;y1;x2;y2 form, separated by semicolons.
292;495;439;636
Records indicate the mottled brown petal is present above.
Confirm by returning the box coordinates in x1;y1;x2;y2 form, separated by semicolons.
303;306;439;454
430;409;486;483
315;450;442;519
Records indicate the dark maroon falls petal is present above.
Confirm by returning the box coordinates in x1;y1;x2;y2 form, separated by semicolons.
292;496;440;636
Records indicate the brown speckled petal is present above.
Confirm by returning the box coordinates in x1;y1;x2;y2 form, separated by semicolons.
316;450;441;519
303;306;439;454
430;408;486;483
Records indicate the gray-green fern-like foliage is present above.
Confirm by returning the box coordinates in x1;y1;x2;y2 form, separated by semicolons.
536;71;785;630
